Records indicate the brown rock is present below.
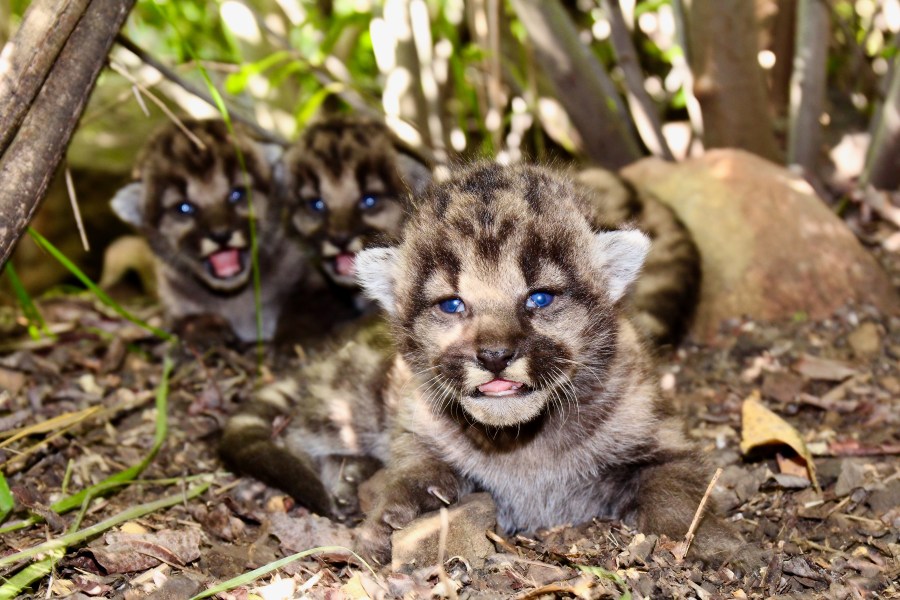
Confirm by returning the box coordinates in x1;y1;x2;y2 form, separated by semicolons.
621;151;899;343
847;322;882;359
391;493;497;570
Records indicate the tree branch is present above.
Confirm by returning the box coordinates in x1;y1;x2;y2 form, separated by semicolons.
863;48;900;191
0;0;92;156
603;0;674;160
0;0;135;267
787;0;829;172
510;0;642;169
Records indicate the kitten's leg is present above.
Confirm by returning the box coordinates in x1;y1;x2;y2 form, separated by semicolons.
319;454;382;522
221;401;335;516
634;459;763;570
355;433;468;564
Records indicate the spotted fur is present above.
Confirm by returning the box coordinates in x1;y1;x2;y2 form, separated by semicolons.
575;168;700;347
110;119;312;342
282;116;431;289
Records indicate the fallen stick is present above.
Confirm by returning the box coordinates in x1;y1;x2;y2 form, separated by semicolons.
673;467;723;563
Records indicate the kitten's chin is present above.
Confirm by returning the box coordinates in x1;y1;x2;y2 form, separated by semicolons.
460;389;547;427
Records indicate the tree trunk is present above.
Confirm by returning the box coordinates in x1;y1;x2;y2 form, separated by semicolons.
768;0;796;121
0;0;92;157
603;0;674;160
510;0;641;169
688;0;781;162
0;0;136;268
377;0;433;148
787;0;828;172
864;53;900;190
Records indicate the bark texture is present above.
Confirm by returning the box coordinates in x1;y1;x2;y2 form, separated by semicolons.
510;0;641;169
603;0;673;160
688;0;781;161
865;56;900;190
0;0;136;268
787;0;828;172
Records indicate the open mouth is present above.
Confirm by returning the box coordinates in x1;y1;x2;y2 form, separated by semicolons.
475;378;530;398
332;252;356;277
206;248;247;279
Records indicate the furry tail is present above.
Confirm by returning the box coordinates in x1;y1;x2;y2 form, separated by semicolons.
220;392;334;516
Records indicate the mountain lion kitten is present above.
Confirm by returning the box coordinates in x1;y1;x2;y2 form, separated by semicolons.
281;116;431;289
111;119;309;342
222;163;747;566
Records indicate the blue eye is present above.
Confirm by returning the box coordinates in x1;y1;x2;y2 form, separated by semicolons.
438;298;466;314
359;195;378;210
309;198;326;213
525;292;554;309
176;201;196;216
228;187;247;203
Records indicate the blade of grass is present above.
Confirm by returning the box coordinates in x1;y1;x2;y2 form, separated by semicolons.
0;472;13;523
189;546;375;600
0;407;101;447
3;263;50;340
0;549;64;600
26;228;175;342
0;353;173;535
0;481;210;569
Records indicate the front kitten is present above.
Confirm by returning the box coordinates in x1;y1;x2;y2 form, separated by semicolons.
282;116;431;290
354;163;746;566
111;119;310;342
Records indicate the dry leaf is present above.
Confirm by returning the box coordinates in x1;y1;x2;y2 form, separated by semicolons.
341;574;371;600
740;391;820;491
792;354;857;381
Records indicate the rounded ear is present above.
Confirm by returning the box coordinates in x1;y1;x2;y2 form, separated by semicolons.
395;151;433;197
592;230;651;303
355;247;400;315
110;182;147;228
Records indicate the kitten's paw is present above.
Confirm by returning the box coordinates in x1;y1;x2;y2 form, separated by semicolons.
354;519;393;566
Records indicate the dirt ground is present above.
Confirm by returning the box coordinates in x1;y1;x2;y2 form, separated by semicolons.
1;245;899;599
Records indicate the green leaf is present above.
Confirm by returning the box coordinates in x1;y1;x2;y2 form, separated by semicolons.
576;565;632;599
0;549;64;600
0;472;13;524
3;264;50;340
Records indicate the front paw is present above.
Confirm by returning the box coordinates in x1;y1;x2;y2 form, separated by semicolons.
354;518;393;566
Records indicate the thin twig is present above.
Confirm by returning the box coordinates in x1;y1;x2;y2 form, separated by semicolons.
485;529;520;555
114;34;285;145
64;166;90;252
108;60;206;150
674;467;723;562
436;507;459;600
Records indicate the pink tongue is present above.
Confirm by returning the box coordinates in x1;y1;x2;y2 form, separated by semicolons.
334;253;356;276
209;249;241;278
478;379;520;394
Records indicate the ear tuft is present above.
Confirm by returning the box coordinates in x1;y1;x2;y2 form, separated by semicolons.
592;230;651;303
355;247;401;314
110;182;147;228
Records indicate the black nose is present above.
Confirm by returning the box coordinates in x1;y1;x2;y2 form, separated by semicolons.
208;230;232;245
476;348;515;374
329;232;351;249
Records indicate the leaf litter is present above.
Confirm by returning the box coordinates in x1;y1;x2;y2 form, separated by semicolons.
0;291;899;598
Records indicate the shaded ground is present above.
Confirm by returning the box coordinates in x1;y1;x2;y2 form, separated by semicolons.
1;248;899;599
